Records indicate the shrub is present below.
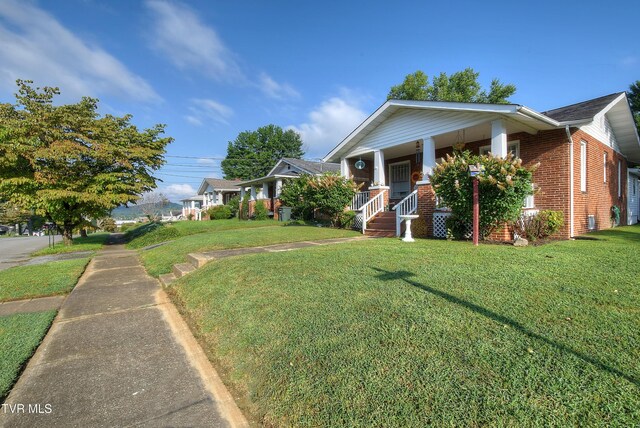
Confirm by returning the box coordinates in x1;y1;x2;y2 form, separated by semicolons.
430;151;536;238
514;210;564;241
253;200;269;220
279;173;358;225
411;216;428;238
445;214;470;240
239;192;250;220
226;196;240;218
337;210;356;229
208;205;233;220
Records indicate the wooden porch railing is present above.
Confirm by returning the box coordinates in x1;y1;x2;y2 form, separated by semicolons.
392;190;418;236
360;190;386;233
350;191;370;211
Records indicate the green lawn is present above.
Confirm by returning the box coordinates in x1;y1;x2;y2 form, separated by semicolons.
0;310;57;400
125;219;280;249
167;225;640;426
135;222;360;277
0;258;90;302
31;233;109;256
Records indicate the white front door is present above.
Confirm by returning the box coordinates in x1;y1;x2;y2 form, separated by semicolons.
389;161;411;199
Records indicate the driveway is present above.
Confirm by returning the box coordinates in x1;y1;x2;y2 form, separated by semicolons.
0;235;52;271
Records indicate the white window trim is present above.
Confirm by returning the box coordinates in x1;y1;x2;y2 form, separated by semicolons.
580;141;587;192
618;160;622;198
603;152;607;183
480;140;520;158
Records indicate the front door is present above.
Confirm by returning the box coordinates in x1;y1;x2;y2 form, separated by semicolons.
389;161;411;200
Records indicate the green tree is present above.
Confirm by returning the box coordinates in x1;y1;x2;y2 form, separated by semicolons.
628;80;640;133
221;124;304;180
0;80;172;245
388;68;516;104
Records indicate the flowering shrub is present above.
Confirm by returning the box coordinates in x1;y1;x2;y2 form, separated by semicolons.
430;150;537;238
280;173;358;225
513;210;564;241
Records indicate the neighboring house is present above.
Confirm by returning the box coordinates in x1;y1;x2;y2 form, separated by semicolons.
181;195;204;220
238;158;340;219
629;168;640;225
182;178;241;221
323;92;640;238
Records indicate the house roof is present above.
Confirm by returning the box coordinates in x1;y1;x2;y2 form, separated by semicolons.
197;178;241;195
181;195;204;202
542;93;624;122
322;93;640;163
237;158;340;186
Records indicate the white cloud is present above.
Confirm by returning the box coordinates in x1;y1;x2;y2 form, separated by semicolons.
185;98;234;126
258;72;300;100
620;56;638;66
161;183;197;201
289;94;368;158
0;0;159;102
146;0;243;82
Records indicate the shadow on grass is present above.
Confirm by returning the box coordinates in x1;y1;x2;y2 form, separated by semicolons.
372;267;639;388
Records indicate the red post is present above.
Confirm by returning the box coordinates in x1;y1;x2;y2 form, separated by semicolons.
472;177;479;246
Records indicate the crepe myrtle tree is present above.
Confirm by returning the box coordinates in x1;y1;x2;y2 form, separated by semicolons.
0;80;172;245
429;150;537;238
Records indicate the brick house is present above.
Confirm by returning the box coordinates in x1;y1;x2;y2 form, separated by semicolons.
238;158;339;219
323;93;640;238
181;178;241;220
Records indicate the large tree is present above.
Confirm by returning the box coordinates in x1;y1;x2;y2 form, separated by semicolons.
221;124;304;180
0;80;172;244
628;80;640;133
387;68;516;104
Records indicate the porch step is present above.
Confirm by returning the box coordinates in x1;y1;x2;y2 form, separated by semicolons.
365;229;396;238
159;273;177;287
186;252;210;268
172;262;197;278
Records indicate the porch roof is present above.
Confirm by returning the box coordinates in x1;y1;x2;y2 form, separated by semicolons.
197;178;242;195
236;173;299;187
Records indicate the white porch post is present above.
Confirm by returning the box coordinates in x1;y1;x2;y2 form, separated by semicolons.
340;157;350;178
262;183;268;199
275;179;283;197
240;187;246;199
421;137;436;180
373;150;385;186
216;191;223;205
250;186;257;201
491;119;508;157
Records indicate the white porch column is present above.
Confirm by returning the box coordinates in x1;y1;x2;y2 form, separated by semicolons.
240;187;246;199
250;186;257;201
262;183;268;199
340;157;349;177
275;179;283;197
491;119;508;157
373;150;385;186
216;191;223;205
421;137;436;180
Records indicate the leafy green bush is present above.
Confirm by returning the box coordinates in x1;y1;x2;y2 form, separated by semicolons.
279;173;358;225
253;200;269;220
337;210;356;229
411;215;428;238
430;151;536;238
514;210;564;241
239;192;250;220
208;205;233;220
226;195;240;217
445;214;470;240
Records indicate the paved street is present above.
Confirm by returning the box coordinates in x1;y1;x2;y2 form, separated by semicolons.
0;236;52;271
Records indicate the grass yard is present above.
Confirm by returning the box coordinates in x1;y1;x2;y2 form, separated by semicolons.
0;310;57;400
135;223;360;277
168;225;640;426
125;219;280;249
0;258;90;302
31;233;109;256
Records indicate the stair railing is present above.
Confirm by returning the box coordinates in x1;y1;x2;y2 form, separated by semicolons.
350;191;370;211
360;190;386;233
392;190;418;236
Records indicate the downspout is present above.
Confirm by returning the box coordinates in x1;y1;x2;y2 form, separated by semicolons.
565;125;575;237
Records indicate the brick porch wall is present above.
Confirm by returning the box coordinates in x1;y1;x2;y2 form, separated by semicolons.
416;183;436;237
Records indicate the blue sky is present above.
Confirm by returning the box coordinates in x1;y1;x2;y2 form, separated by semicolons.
1;0;638;201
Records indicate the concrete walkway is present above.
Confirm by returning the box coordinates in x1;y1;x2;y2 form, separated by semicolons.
0;296;65;317
1;237;247;428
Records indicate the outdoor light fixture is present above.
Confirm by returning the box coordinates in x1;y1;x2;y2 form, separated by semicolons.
354;157;365;170
415;140;421;163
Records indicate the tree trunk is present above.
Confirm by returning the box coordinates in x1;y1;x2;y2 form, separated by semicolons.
80;229;87;238
63;224;74;246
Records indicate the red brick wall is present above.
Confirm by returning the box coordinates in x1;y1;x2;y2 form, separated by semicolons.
571;129;627;235
369;187;390;210
416;183;436;236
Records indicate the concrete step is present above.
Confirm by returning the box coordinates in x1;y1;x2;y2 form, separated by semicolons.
159;273;177;287
365;229;396;237
172;263;197;278
186;253;210;268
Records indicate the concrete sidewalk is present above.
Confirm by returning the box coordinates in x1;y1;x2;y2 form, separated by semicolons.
1;238;247;427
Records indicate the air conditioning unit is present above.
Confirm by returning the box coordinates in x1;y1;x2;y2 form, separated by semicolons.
587;215;596;230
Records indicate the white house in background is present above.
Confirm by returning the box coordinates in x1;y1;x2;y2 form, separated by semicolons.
629;168;640;225
237;158;340;219
182;178;241;221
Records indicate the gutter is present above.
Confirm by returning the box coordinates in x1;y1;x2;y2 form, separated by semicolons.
565;125;575;237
